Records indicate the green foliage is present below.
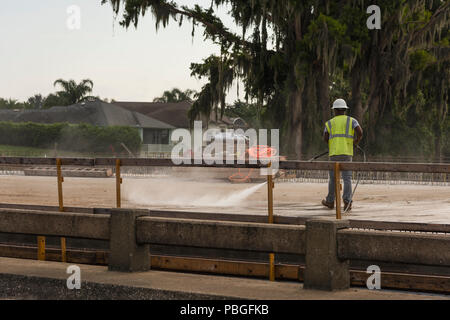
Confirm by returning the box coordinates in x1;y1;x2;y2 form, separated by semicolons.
42;93;70;109
0;122;141;154
410;50;437;71
53;79;95;105
0;98;28;110
224;100;260;128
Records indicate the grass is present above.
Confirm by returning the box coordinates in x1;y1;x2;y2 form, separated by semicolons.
0;144;52;157
0;144;117;158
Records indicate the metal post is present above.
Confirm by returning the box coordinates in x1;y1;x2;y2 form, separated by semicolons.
116;159;122;208
267;163;274;224
56;158;66;262
267;162;275;281
57;158;64;212
334;162;342;220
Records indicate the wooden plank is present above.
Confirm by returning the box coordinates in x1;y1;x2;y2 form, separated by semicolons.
351;270;450;293
0;244;107;265
151;255;300;281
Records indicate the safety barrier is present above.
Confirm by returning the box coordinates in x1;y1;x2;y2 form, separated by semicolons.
337;229;450;266
0;207;449;291
0;209;109;240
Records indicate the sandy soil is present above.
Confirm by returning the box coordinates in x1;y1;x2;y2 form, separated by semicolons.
0;175;449;224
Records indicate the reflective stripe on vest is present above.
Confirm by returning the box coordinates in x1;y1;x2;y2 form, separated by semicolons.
326;116;355;156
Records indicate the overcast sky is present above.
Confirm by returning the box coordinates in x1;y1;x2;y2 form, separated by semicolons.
0;0;240;103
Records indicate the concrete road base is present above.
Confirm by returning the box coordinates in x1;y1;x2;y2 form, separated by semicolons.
0;258;448;300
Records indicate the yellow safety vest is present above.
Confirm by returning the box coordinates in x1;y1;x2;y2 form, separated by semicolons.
325;115;355;156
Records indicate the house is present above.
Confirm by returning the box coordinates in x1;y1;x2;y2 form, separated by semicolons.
0;100;175;154
113;101;242;130
112;101;250;156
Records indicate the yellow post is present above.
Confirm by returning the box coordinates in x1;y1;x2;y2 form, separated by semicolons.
37;236;45;261
267;162;275;281
334;162;342;220
269;253;275;282
56;158;66;262
116;159;122;208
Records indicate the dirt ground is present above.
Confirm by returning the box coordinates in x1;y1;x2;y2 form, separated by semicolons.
0;175;449;224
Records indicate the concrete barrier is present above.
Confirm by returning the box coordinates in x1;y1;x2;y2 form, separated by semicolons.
109;209;150;272
1;207;450;292
304;219;350;291
0;209;109;240
338;229;450;266
136;216;306;255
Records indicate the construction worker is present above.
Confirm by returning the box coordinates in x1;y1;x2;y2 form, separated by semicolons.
322;99;363;212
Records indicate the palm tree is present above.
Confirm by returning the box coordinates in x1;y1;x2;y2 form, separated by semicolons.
53;79;94;105
27;94;45;109
153;88;196;103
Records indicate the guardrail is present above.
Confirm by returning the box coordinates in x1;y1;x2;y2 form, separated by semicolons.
0;156;449;172
1;203;450;233
0;207;449;291
0;209;109;240
136;216;306;255
338;229;450;266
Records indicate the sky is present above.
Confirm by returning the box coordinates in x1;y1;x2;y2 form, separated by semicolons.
0;0;240;103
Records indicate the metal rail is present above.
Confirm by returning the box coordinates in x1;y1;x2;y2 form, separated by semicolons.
0;157;448;173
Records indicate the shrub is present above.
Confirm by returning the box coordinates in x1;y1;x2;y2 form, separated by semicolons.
0;122;141;154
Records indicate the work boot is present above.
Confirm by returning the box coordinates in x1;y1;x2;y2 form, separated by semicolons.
321;199;334;209
344;200;352;212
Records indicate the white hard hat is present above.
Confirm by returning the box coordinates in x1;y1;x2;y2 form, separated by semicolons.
332;99;349;109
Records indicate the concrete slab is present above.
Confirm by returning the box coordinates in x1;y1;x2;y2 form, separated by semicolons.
0;176;449;224
0;257;448;300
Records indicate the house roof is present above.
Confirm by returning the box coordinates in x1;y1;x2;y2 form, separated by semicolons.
114;101;192;128
0;100;174;129
114;101;235;128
